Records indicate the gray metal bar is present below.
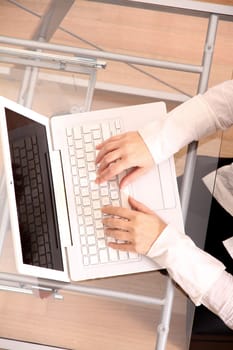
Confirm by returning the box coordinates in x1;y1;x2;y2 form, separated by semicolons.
17;66;33;105
179;14;219;348
0;284;33;295
198;14;220;95
32;0;75;41
88;0;233;21
22;66;39;108
17;0;74;109
0;36;203;73
84;69;97;111
180;14;219;223
155;278;174;350
0;46;106;69
0;56;99;75
0;272;165;307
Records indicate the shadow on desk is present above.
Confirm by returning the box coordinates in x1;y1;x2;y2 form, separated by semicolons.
179;156;233;350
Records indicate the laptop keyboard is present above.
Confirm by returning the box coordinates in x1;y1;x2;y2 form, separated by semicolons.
66;120;139;266
11;136;54;268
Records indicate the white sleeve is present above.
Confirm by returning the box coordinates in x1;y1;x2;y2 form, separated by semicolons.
202;271;233;329
139;80;233;164
147;224;226;306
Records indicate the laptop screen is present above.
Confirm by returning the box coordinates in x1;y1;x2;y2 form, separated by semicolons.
5;108;64;271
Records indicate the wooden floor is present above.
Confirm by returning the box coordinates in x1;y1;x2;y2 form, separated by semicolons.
0;1;232;350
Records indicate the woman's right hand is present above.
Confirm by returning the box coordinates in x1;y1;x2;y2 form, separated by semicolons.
95;131;155;188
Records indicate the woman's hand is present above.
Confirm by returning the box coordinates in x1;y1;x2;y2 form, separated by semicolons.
95;131;154;188
102;196;167;255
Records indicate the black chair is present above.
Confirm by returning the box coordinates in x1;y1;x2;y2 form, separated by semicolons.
184;156;233;350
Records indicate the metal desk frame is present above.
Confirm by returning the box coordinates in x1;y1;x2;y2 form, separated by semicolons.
0;1;232;349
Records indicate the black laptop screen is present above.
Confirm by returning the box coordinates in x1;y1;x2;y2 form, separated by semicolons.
5;108;64;271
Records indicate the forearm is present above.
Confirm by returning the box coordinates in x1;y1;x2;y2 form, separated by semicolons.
147;225;230;324
139;80;233;163
202;271;233;329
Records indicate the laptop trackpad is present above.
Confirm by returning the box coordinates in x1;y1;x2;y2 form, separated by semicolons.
131;162;175;212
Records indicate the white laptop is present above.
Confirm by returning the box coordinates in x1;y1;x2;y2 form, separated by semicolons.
0;96;184;282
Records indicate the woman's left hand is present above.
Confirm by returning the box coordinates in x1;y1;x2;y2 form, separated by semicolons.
102;196;167;255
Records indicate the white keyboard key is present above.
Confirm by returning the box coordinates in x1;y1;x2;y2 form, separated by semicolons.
95;220;103;229
81;187;89;196
69;146;75;156
67;136;73;146
111;199;120;206
77;206;82;215
91;190;99;200
109;247;119;261
109;181;118;190
101;122;111;140
80;236;86;245
73;176;78;185
90;181;99;190
89;171;96;181
119;250;128;260
82;246;88;255
76;149;84;158
83;197;91;206
79;226;85;235
98;239;106;249
71;166;77;176
87;235;96;245
93;139;100;147
74;186;79;196
76;196;81;205
86;153;95;162
110;120;118;136
100;187;109;196
93;129;101;139
89;246;97;255
129;252;139;259
110;190;119;200
83;256;89;266
82;125;92;133
86;226;94;235
87;162;96;171
80;178;88;187
90;255;98;265
73;126;81;139
93;200;101;209
96;229;105;239
99;249;108;263
85;216;93;225
115;119;121;130
100;181;108;188
77;159;85;168
85;143;94;152
75;139;83;149
84;134;92;143
79;168;87;178
84;207;92;216
94;209;102;219
70;156;76;166
78;216;84;225
101;197;110;206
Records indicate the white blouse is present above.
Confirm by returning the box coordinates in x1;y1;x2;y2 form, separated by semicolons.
139;80;233;329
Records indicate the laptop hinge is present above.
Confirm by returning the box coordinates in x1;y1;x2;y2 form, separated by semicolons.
49;150;72;247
